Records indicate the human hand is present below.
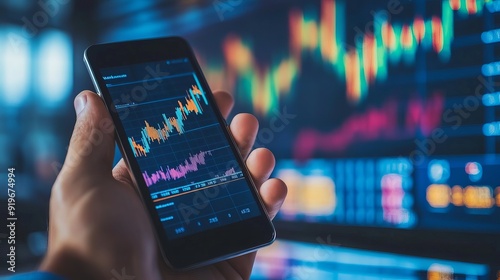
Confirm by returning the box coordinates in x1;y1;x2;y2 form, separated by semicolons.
40;90;287;280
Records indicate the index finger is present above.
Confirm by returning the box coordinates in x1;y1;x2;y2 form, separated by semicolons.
213;90;234;119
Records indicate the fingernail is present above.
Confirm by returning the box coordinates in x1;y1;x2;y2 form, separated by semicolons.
74;94;87;116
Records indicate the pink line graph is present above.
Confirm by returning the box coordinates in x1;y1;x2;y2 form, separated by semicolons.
142;150;237;187
293;93;444;160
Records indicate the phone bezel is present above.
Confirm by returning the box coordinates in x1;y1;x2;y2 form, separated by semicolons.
84;37;276;269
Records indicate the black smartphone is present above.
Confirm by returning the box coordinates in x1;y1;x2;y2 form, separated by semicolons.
83;37;275;269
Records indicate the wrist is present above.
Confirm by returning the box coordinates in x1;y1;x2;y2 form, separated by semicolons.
40;246;106;280
40;244;158;280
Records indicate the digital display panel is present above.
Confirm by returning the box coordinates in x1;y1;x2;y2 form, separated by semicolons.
187;0;500;233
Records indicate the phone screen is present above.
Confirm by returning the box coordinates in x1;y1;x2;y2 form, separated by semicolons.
100;58;261;239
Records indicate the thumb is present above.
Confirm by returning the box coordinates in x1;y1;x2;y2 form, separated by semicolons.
62;90;116;175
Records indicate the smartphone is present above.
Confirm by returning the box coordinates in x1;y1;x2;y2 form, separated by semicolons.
83;37;275;269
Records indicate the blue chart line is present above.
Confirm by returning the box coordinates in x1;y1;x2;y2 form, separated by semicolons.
128;73;209;157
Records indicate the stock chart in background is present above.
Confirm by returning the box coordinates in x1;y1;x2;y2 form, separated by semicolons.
101;59;261;238
185;0;500;233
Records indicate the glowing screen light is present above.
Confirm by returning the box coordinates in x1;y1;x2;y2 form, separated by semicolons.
36;29;73;105
0;25;30;106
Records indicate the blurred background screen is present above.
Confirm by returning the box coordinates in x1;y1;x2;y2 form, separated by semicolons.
0;0;499;278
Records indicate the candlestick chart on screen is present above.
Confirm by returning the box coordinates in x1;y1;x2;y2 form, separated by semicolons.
188;0;500;232
127;84;207;158
193;0;498;158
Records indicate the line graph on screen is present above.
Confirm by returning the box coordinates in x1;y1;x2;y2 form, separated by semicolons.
294;92;444;160
128;84;208;157
142;146;237;187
